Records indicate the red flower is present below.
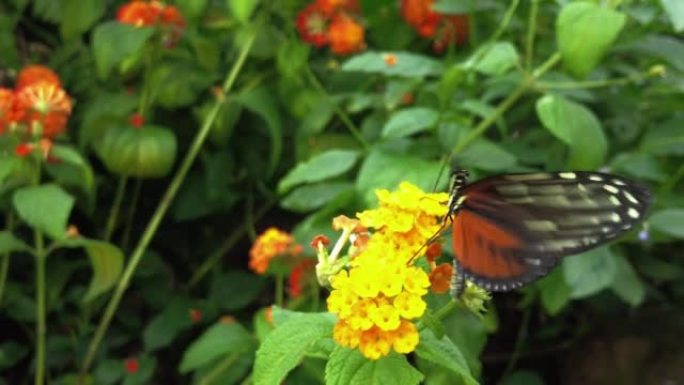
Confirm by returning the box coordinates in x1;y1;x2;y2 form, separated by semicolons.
15;143;33;157
13;82;72;138
328;13;365;55
117;0;186;46
16;65;61;90
315;0;359;15
400;0;469;50
124;357;139;374
425;242;442;262
249;227;303;275
296;2;330;47
117;1;160;27
288;260;315;298
129;113;145;128
429;262;453;294
0;88;16;133
189;308;202;324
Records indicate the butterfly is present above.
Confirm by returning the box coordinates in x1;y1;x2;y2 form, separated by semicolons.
444;168;652;294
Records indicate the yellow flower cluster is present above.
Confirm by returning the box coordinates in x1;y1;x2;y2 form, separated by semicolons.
327;182;449;359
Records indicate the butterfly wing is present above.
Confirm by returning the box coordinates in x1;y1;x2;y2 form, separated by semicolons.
451;172;652;291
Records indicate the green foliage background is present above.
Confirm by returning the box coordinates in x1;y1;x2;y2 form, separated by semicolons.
0;0;683;384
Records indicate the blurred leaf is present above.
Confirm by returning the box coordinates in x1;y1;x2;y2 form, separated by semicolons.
537;268;570;315
0;231;31;254
628;34;684;72
499;370;545;385
660;0;684;32
640;117;684;156
59;0;104;40
650;209;684;238
237;86;283;177
13;184;74;241
441;306;487;376
97;124;177;178
0;341;29;369
254;312;335;385
563;247;617;299
458;139;517;171
210;271;267;311
179;321;254;373
91;22;154;79
59;238;124;302
556;2;626;78
536;94;607;169
356;150;445;205
31;0;59;22
121;356;156;385
342;51;444;78
637;257;684;281
93;359;124;384
433;0;496;13
144;297;193;351
326;348;423;385
382;107;439;139
470;42;519;76
610;255;646;307
46;144;97;207
276;39;309;79
415;330;477;385
278;150;360;193
78;92;138;148
0;14;20;68
610;152;666;182
148;62;213;108
227;0;259;23
281;182;355;213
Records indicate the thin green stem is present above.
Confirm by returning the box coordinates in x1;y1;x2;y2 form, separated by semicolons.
121;178;143;251
79;32;257;377
185;198;276;290
433;299;459;320
34;230;46;385
501;306;532;378
198;353;240;385
0;213;14;307
536;71;650;90
104;176;128;242
490;0;520;43
660;163;684;195
303;64;369;150
525;0;540;71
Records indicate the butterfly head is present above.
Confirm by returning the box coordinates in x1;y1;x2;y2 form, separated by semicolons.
446;167;469;216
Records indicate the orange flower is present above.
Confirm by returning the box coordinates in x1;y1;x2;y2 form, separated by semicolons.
0;88;16;133
425;242;442;262
15;143;33;157
289;259;315;298
16;65;61;90
316;0;359;15
383;53;397;66
328;13;365;55
433;15;469;52
429;262;453;294
400;0;469;50
296;2;330;47
14;82;72;138
117;1;160;27
248;227;302;274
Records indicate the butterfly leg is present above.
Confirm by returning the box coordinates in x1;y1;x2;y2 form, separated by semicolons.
450;258;464;298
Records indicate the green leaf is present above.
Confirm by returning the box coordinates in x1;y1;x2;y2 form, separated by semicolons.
640;117;684;156
556;2;626;78
325;348;423;385
470;42;519;76
356;150;445;205
499;370;545;385
458;139;517;171
281;182;355;213
97;124;177;178
610;153;666;182
121;356;156;385
179;321;254;373
342;51;444;78
0;341;29;369
414;330;477;385
144;297;193;352
537;268;571;315
660;0;684;32
0;14;20;68
210;271;267;311
610;255;646;307
148;62;213;108
562;247;617;299
59;238;124;302
650;209;684;238
629;35;684;72
227;0;259;23
59;0;104;40
13;184;74;241
91;22;154;79
0;231;31;254
277;150;360;194
382;107;439;139
536;95;607;169
253;312;335;385
237;86;283;177
46;144;96;207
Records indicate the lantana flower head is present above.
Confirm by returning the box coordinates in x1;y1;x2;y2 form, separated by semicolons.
400;0;469;51
14;82;72;138
16;65;61;90
296;0;365;55
249;227;303;274
116;0;186;47
322;182;449;359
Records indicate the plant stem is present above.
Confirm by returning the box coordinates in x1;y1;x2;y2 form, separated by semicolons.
525;0;540;71
79;31;257;377
0;213;15;308
198;353;240;385
104;176;128;242
536;70;650;90
490;0;520;43
121;178;143;251
34;230;46;385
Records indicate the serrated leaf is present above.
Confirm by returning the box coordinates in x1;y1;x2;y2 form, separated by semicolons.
91;22;154;79
325;348;423;385
536;94;607;169
342;51;443;78
13;184;74;241
253;312;335;385
0;231;31;254
281;182;355;213
650;209;684;238
414;330;477;385
563;247;617;299
610;255;645;307
382;107;439;139
278;150;359;193
179;321;254;373
556;2;626;78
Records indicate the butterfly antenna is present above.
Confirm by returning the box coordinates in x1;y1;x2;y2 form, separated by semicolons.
431;153;453;193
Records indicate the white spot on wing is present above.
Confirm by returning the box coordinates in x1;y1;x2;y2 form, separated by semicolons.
609;196;621;206
524;220;559;232
589;175;603;182
610;213;621;223
628;207;640;219
613;179;626;186
603;184;619;194
559;172;576;179
623;191;639;204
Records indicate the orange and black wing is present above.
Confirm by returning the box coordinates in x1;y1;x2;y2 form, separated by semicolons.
452;171;651;291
